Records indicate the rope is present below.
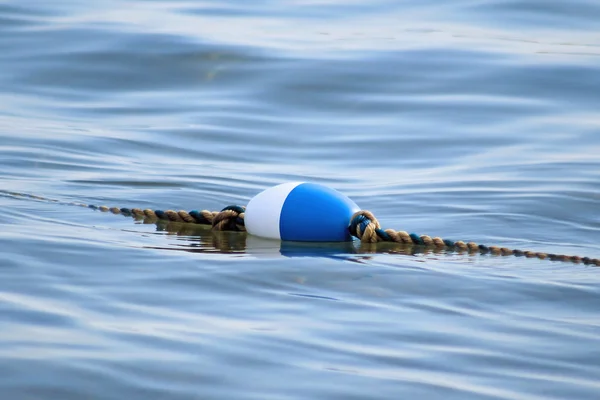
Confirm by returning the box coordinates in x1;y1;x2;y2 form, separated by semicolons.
3;190;597;265
1;189;246;232
349;210;600;266
86;203;246;232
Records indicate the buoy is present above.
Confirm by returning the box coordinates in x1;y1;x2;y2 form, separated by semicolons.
245;182;360;242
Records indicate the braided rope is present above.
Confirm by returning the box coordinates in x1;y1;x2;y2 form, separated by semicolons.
0;190;245;231
86;203;246;232
349;210;600;266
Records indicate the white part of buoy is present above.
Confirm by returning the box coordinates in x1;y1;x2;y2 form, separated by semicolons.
245;182;303;240
245;182;360;242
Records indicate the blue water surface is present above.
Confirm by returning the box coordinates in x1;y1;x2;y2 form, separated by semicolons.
1;0;600;399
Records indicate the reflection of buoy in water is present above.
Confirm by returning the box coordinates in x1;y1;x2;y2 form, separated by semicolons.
245;182;360;242
245;235;357;258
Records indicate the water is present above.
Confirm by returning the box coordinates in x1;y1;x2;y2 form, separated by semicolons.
1;0;600;398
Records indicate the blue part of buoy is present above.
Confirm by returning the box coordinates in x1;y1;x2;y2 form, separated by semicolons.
280;183;359;241
245;182;360;242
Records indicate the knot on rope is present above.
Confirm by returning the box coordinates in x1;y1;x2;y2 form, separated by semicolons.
349;210;382;243
349;210;424;244
212;205;246;232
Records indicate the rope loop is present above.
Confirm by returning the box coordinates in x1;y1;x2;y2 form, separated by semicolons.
212;205;246;232
349;210;381;243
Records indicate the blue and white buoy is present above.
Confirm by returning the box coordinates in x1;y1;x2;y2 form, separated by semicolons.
245;182;360;242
